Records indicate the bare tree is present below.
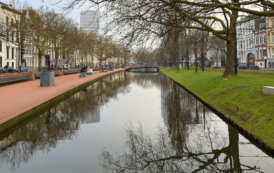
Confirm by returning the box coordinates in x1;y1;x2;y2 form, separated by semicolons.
61;0;274;77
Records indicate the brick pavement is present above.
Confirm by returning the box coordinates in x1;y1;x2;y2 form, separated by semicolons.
0;69;124;127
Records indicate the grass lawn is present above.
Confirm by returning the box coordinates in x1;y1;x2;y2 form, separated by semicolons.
161;67;274;148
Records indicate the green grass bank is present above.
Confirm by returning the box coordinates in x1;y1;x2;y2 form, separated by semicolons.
161;67;274;148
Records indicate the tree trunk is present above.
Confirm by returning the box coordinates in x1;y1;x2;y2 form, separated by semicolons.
195;47;198;73
223;9;238;77
228;127;241;172
55;49;59;70
38;51;42;72
17;51;20;74
223;36;235;77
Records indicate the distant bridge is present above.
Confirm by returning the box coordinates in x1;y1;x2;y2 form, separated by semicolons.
125;66;159;73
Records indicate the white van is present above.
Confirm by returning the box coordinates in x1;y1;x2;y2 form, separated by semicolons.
212;63;221;67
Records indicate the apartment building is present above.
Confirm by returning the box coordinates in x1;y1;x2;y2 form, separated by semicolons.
254;18;267;68
80;10;100;35
265;16;274;68
0;2;20;68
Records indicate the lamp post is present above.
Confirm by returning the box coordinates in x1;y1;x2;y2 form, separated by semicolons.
31;23;36;80
60;36;65;75
234;30;238;75
185;29;189;70
201;30;204;71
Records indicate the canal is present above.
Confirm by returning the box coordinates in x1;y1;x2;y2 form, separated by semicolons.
0;72;273;172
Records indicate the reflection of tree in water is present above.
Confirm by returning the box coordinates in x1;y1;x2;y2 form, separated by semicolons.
99;75;263;173
0;72;132;171
128;73;161;89
100;126;262;172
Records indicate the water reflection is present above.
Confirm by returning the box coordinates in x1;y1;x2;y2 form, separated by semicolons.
0;72;273;172
99;74;269;173
0;72;132;171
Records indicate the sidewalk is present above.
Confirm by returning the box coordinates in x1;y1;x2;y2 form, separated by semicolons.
0;68;124;131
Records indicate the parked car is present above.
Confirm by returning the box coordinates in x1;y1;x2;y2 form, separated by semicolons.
0;67;5;73
14;66;28;72
3;66;15;73
239;66;248;69
212;63;221;68
57;64;68;70
205;62;212;67
249;66;260;70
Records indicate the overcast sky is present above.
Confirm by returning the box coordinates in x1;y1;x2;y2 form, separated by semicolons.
6;0;98;25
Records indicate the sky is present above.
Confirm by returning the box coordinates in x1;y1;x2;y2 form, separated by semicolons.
6;0;98;25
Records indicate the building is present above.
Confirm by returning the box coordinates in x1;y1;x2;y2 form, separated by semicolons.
237;16;256;67
0;2;21;68
254;18;267;68
80;10;100;35
265;16;274;68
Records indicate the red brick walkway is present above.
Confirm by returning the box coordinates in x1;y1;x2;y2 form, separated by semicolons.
0;69;124;125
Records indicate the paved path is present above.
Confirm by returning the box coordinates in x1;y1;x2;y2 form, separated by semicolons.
0;69;124;125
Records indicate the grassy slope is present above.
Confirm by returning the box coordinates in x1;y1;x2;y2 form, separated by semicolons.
161;67;274;147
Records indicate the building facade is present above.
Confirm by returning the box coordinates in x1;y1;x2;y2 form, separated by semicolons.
266;16;274;68
0;2;20;68
80;10;100;35
236;18;246;66
254;18;267;68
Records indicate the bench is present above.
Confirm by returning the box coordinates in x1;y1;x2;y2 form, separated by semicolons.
63;70;79;75
0;75;29;84
35;72;60;78
93;68;107;71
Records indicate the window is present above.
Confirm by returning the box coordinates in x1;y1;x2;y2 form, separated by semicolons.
0;57;2;67
7;62;9;67
268;33;270;42
7;47;9;59
12;62;14;68
6;31;9;41
11;32;14;42
260;63;263;66
0;41;2;52
12;48;14;59
269;48;271;58
272;32;274;43
272;48;274;58
6;17;8;26
260;49;262;59
259;35;261;45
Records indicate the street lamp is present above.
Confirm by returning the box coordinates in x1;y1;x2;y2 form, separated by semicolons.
234;31;238;75
60;35;65;75
185;29;189;70
31;23;36;80
201;30;204;71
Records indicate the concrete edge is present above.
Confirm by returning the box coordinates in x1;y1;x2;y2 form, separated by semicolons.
160;70;274;158
0;70;124;134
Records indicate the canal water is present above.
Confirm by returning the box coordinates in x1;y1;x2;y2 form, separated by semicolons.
0;72;273;172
